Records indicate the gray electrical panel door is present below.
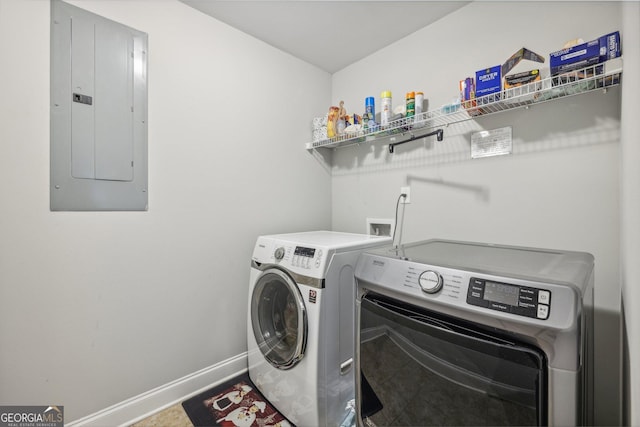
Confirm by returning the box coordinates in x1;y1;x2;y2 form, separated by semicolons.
51;0;148;211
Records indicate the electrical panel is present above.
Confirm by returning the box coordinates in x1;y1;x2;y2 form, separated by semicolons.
51;0;148;211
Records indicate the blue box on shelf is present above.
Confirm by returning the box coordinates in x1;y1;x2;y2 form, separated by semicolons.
550;31;621;75
475;65;502;102
599;31;621;61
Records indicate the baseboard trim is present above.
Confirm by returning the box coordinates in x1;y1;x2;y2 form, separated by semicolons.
67;352;248;427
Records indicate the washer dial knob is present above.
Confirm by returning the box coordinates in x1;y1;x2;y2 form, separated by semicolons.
274;247;285;261
419;270;443;294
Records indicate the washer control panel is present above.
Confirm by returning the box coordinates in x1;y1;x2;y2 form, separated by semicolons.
291;246;322;269
466;277;551;320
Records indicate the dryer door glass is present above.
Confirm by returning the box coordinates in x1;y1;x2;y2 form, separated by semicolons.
251;268;307;370
358;292;547;426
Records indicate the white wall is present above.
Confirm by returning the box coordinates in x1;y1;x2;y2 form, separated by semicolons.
0;0;331;422
330;2;622;424
620;2;640;426
0;0;633;424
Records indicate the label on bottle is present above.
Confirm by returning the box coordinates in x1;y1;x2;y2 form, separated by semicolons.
406;93;415;118
381;97;392;126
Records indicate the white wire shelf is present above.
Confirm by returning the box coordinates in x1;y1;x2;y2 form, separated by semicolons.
307;57;623;151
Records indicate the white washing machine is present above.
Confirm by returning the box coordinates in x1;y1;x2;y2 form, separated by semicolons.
247;231;391;426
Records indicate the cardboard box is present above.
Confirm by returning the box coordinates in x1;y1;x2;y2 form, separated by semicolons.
502;47;545;77
550;40;600;74
459;77;475;102
460;77;481;115
475;65;501;99
504;69;541;89
550;31;621;75
599;31;621;61
501;47;546;101
503;69;546;102
474;47;546;103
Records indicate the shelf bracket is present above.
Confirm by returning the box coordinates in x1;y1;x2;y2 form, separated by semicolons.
389;128;444;153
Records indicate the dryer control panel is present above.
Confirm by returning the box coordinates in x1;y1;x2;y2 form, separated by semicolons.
466;277;551;320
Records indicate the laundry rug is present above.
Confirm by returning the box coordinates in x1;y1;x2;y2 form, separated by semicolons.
182;372;294;427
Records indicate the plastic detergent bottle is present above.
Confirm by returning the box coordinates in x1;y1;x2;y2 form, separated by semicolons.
380;91;392;127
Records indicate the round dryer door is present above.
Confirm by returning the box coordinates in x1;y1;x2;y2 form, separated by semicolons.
251;268;308;370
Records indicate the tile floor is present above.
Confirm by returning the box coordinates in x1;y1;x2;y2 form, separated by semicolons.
131;404;193;427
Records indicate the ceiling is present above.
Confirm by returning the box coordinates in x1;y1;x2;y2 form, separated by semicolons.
179;1;471;73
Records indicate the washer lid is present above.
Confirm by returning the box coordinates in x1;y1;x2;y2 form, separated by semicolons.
368;239;594;292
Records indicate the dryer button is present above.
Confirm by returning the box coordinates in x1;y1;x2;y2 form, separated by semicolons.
538;290;551;304
537;304;549;320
